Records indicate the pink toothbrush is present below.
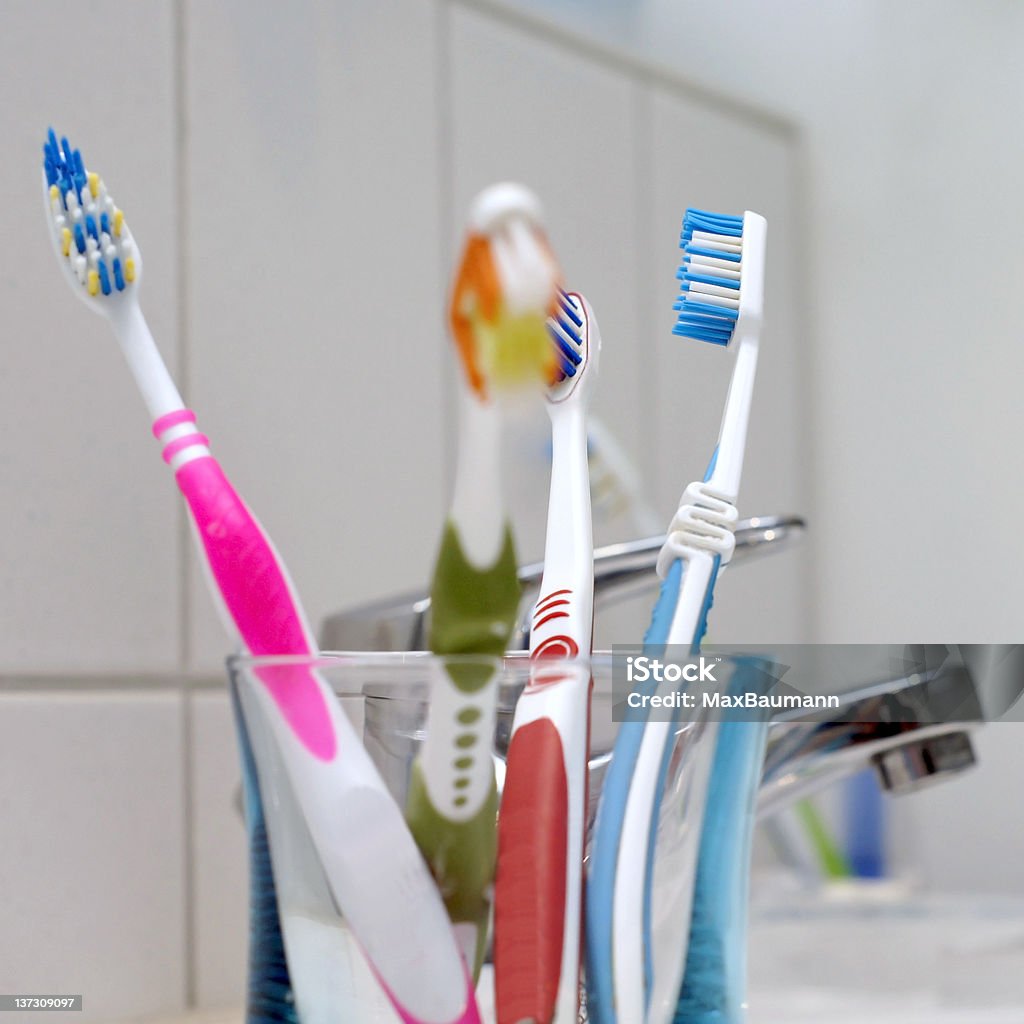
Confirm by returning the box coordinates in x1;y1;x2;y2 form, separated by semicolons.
42;130;480;1024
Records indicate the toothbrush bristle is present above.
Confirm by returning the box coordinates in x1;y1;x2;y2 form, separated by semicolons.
673;208;743;345
43;129;135;296
547;288;584;382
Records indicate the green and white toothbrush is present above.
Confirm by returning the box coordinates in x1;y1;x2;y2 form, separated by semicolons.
405;182;561;978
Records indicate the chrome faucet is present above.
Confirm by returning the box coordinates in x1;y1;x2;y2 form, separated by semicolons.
319;514;807;653
759;654;981;814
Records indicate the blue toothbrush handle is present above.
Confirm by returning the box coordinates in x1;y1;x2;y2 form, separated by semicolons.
231;688;299;1024
585;559;692;1024
675;659;773;1024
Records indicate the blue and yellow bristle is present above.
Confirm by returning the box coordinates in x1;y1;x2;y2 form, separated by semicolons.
673;209;744;346
43;129;135;297
547;288;584;383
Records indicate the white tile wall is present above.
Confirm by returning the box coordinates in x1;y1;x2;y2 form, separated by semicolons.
0;1;182;674
901;726;1024;895
0;2;808;1019
449;4;648;562
188;691;247;1009
184;0;447;673
646;87;810;643
0;689;186;1021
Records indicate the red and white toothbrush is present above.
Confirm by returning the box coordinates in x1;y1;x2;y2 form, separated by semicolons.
494;290;601;1023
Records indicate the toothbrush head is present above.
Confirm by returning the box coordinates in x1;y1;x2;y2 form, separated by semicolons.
450;183;561;400
42;129;141;313
546;289;600;404
673;208;765;345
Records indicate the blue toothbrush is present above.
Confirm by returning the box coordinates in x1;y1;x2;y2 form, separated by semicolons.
586;208;768;1024
231;687;300;1024
675;660;773;1023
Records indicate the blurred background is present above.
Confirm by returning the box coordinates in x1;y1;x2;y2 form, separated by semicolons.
1;0;1022;1020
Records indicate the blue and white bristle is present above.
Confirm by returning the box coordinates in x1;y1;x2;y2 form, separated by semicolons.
673;209;744;346
43;129;136;297
547;288;585;382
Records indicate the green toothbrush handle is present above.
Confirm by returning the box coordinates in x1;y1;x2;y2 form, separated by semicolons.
429;520;520;658
405;519;519;976
406;763;499;976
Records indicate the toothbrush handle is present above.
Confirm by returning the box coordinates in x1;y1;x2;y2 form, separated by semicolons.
230;685;299;1024
707;327;758;503
156;414;481;1024
152;407;317;1021
676;664;773;1022
636;551;719;1024
496;404;593;1023
154;411;313;657
153;410;335;759
495;667;590;1024
408;657;501;977
175;457;315;657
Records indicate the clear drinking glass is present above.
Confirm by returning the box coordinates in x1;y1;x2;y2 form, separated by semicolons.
226;651;717;1024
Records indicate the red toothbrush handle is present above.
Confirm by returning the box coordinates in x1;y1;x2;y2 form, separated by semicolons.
494;717;570;1024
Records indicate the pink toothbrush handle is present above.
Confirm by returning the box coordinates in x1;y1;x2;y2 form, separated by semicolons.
155;411;481;1023
374;970;482;1024
154;410;336;760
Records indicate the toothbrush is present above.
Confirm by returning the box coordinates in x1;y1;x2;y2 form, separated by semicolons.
42;131;481;1024
586;209;766;1024
586;415;662;537
675;673;772;1024
669;210;768;1024
405;183;561;979
230;684;300;1024
493;290;600;1024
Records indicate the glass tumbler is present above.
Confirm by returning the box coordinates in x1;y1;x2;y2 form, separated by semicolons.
226;651;717;1024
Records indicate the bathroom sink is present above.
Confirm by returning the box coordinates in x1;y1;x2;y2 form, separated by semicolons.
746;886;1024;1022
108;892;1024;1024
751;993;1022;1023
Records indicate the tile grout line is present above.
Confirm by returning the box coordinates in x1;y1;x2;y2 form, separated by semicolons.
791;138;821;643
436;0;457;508
181;685;197;1009
632;82;658;497
0;674;221;692
448;0;796;139
172;0;198;1008
174;0;193;679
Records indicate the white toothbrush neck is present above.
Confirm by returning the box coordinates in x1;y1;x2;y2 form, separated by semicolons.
109;299;185;421
545;401;592;589
665;547;718;648
532;398;594;653
450;385;505;568
707;328;759;503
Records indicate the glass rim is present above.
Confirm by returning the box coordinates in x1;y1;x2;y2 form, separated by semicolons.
226;649;614;672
